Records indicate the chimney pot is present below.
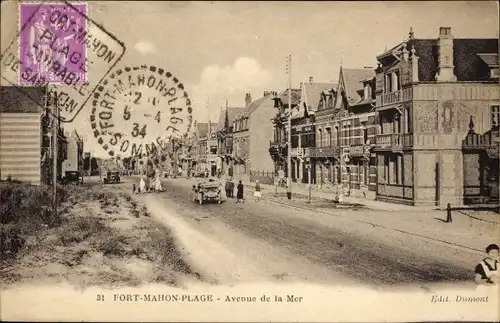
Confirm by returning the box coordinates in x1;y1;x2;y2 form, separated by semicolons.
309;76;314;82
439;27;452;37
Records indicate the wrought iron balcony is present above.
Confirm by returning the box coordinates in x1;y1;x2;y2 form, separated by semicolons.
308;146;340;158
375;133;413;149
269;140;287;148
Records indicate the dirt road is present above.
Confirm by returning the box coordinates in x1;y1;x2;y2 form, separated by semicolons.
129;177;477;289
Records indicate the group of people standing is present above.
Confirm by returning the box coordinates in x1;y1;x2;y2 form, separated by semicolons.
134;175;163;194
224;178;244;202
224;178;262;202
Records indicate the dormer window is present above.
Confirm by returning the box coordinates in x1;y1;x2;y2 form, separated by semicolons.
364;83;371;99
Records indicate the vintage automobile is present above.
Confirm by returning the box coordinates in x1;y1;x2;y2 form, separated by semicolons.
61;171;83;185
192;182;224;204
103;171;121;184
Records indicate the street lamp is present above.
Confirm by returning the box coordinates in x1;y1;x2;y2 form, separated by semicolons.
286;55;292;200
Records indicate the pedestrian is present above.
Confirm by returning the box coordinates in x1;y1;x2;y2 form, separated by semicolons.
139;176;146;194
475;244;499;286
254;180;261;202
155;175;162;192
225;179;231;198
229;178;235;198
132;183;136;194
236;180;244;203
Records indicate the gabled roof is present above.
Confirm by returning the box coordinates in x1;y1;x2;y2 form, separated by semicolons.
216;107;245;131
0;86;46;113
340;68;375;105
294;82;336;118
275;88;301;106
235;95;270;120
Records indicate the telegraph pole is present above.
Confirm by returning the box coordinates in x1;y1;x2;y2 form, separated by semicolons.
52;91;59;217
286;55;292;200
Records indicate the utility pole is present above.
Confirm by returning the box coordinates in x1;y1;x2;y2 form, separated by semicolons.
52;91;59;218
286;55;292;200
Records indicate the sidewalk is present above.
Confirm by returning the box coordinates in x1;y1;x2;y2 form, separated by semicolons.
238;179;499;253
239;179;429;212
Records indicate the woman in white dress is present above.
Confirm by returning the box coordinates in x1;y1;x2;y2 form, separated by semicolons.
154;176;163;192
139;176;146;194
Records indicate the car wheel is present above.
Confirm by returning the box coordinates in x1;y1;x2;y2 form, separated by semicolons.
218;200;222;204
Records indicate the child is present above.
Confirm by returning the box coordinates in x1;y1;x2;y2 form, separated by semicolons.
254;180;261;202
475;244;499;285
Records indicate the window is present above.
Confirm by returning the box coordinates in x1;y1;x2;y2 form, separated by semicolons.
391;71;400;92
364;161;369;185
347;125;351;146
335;126;340;146
491;106;500;129
326;127;332;146
385;74;392;93
362;123;368;144
364;84;371;99
318;129;323;148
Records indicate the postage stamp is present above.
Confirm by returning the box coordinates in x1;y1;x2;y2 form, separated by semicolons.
0;0;126;123
90;65;193;158
19;2;88;85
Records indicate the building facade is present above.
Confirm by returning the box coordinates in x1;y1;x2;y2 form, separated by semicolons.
290;79;336;185
269;89;301;175
232;91;277;181
331;67;378;198
374;27;499;206
215;101;245;177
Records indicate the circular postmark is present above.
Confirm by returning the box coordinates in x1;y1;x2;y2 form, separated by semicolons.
90;65;193;157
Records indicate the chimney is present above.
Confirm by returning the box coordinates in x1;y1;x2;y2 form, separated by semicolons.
409;27;414;40
309;76;314;82
436;27;456;82
245;93;252;108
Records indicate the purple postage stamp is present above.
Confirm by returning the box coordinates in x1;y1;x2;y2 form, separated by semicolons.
0;0;126;123
19;2;88;85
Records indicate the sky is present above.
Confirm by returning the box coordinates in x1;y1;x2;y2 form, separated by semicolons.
1;1;498;157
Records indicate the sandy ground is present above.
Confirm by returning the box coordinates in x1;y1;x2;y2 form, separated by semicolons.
0;183;198;290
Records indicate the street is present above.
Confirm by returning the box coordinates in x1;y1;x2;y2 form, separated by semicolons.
125;176;476;289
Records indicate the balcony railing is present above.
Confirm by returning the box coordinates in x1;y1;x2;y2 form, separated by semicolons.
308;146;340;158
269;140;287;148
382;90;401;106
375;133;413;149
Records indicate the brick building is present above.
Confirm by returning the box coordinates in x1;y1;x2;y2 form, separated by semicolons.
373;27;499;206
332;67;378;198
290;79;336;184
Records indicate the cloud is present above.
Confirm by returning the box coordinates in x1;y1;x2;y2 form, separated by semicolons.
190;57;273;122
134;41;156;55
